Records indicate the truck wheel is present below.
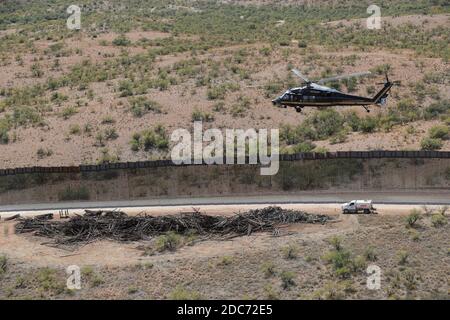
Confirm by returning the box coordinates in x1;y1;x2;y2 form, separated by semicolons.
364;209;370;214
343;210;349;214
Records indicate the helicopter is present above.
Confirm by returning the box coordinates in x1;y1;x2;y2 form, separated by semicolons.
272;69;399;113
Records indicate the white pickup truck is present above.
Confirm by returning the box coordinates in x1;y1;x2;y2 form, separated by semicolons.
342;200;377;214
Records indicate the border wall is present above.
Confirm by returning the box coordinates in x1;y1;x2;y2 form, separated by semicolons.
0;152;449;206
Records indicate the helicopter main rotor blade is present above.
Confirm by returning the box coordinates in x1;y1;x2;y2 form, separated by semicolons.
291;69;310;83
317;71;372;84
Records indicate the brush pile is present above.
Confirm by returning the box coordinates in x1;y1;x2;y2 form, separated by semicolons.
15;206;331;245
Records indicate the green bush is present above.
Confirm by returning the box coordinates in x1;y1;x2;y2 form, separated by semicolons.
112;34;131;46
406;209;422;227
155;232;181;252
431;214;447;227
364;246;377;262
397;250;409;265
261;261;276;278
423;100;450;120
428;125;449;140
37;148;53;159
131;125;169;152
0;255;7;275
359;117;377;133
61;106;78;119
118;80;134;97
279;271;296;289
307;109;344;140
192;109;214;122
169;286;202;300
292;141;316;153
129;97;162;117
421;137;443;150
282;244;298;260
0;126;9;144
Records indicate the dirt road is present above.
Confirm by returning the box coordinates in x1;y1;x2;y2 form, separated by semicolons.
1;191;449;218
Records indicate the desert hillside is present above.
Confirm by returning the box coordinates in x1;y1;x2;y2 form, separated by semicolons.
0;0;449;168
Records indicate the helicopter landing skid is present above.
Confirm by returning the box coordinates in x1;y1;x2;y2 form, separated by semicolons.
295;107;303;113
362;105;370;113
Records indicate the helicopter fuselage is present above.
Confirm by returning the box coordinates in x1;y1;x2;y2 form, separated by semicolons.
272;83;375;107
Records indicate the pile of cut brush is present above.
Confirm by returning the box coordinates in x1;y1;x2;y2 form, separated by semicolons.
15;206;331;246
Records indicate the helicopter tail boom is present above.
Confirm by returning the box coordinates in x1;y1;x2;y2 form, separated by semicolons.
372;81;394;105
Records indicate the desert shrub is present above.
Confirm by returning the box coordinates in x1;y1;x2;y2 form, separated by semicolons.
0;131;8;144
328;236;342;251
130;133;141;152
358;117;377;133
0;255;7;275
192;109;214;122
217;256;233;266
420;137;443;150
230;96;250;118
409;229;420;241
423;100;450;120
397;250;409;265
342;77;357;92
406;209;422;227
61;106;78;119
264;81;284;98
344;111;361;132
95;132;106;147
431;214;447;227
30;63;43;78
131;125;169;152
292;141;316;153
118;80;134;97
97;148;120;164
207;83;239;100
36;268;65;294
112;34;131;46
37;148;53;159
428;125;449;140
280;109;344;144
129;97;162;117
212;101;225;112
396;98;421;123
311;281;354;300
279;271;296;289
169;286;202;300
58;186;90;201
322;236;366;278
322;249;353;279
261;261;276;278
366;85;376;95
207;86;225;100
104;128;118;140
330;130;347;144
282;244;298;260
69;124;81;135
155;232;181;252
370;64;391;75
363;246;377;262
307;109;344;139
264;285;280;300
101;116;115;125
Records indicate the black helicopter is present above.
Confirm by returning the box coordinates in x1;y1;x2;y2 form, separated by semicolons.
272;69;398;113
